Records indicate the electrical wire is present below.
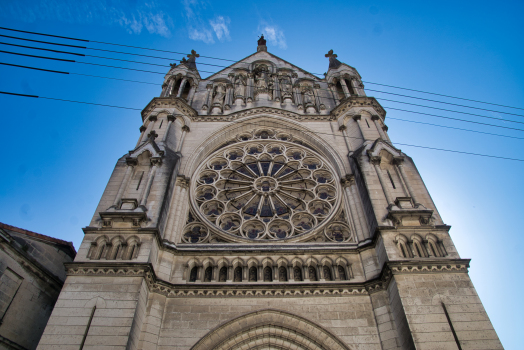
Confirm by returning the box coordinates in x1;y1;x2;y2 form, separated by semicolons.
1;90;523;162
1;25;523;112
3;46;524;129
3;60;524;134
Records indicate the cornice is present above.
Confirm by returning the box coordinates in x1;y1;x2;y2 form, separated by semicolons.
141;97;197;121
192;107;336;122
330;96;386;119
65;259;470;298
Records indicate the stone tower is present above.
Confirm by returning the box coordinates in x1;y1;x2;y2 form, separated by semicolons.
37;39;502;350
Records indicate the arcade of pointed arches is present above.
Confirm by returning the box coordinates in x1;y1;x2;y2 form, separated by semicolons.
184;256;352;283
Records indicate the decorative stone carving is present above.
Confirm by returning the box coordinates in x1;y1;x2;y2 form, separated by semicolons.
212;84;226;105
234;74;246;98
190;133;341;243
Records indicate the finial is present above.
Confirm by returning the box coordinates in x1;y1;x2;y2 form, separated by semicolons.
325;49;337;59
325;49;342;69
147;130;158;141
187;50;200;59
257;34;267;52
185;50;199;70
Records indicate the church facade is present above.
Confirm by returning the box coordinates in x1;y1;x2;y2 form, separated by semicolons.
37;37;503;350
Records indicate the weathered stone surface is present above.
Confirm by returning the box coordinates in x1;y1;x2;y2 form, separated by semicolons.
36;41;502;350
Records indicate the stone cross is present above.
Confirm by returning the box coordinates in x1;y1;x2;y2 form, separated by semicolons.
325;49;337;59
187;50;200;60
325;49;342;69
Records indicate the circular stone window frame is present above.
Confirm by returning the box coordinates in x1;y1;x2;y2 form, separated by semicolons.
190;138;342;243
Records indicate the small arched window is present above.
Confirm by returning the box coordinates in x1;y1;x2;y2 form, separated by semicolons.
204;266;212;282
345;79;355;95
219;266;227;282
278;267;288;282
335;80;345;100
189;267;198;282
234;266;242;282
172;79;182;96
308;266;318;281
323;266;333;281
249;266;258;282
263;267;273;282
181;81;191;100
338;265;347;281
293;266;303;281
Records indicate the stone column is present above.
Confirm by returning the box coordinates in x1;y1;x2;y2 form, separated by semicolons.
176;78;188;98
313;84;324;110
174;180;190;241
328;83;340;105
352;115;366;140
164;177;185;242
109;158;137;209
348;78;357;96
139;158;161;209
394;157;421;207
371;115;388;141
246;74;254;102
176;125;190;153
187;84;196;104
350;179;369;236
339;78;350;98
135;125;147;148
341;178;364;242
166;78;176;97
202;84;213;110
339;125;352;153
160;82;168;97
162;115;175;142
144;116;157;139
224;84;233;110
382;124;392;143
370;156;394;207
293;83;303;108
273;74;280;102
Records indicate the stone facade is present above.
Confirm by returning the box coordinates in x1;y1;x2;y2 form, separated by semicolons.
0;222;76;350
37;38;503;349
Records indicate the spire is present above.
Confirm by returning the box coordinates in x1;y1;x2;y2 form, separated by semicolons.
325;49;342;69
257;35;267;52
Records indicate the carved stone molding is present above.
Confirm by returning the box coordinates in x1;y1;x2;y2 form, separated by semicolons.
141;97;197;121
65;259;471;298
331;96;386;119
388;260;470;274
191;107;335;122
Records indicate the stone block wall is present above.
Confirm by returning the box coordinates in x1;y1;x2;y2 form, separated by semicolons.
394;273;503;350
37;276;143;350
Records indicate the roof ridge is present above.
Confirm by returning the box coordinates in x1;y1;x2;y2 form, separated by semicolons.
0;222;76;253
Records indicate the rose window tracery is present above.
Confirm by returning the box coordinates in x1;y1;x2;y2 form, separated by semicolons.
191;132;342;242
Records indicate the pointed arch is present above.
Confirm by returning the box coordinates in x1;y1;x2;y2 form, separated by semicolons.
181;115;349;178
191;309;353;350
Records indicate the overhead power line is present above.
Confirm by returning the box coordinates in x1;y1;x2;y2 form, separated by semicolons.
2;47;523;129
3;60;524;135
0;90;141;110
1;90;523;162
363;81;524;112
1;26;523;113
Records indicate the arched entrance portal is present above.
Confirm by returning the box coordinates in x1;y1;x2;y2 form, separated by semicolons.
191;309;352;350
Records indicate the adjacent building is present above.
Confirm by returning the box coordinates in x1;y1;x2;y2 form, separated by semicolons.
0;222;76;350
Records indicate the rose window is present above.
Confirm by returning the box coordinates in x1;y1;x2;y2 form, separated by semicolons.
190;138;341;242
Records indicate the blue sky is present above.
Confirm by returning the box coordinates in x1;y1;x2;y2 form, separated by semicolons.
0;0;522;347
